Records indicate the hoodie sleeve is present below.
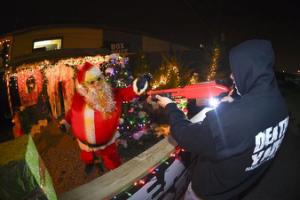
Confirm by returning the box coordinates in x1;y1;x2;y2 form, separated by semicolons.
166;103;215;156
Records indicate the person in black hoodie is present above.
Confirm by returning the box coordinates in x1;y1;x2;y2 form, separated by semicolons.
153;39;289;200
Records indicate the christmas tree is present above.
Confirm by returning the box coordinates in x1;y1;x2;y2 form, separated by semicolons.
99;54;158;150
99;54;133;88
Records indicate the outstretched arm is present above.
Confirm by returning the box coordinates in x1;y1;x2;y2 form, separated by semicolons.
116;73;151;101
155;95;215;156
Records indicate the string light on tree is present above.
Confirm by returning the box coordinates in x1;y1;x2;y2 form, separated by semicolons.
151;55;197;90
207;47;220;81
189;72;199;84
118;101;151;144
152;65;180;89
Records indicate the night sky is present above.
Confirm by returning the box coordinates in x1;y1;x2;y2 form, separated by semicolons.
1;0;300;73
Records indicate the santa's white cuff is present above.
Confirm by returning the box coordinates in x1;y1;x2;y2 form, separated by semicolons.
133;79;148;95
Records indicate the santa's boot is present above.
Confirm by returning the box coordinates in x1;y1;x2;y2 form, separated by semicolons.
80;150;95;174
96;143;121;170
93;156;105;173
84;164;95;174
97;162;105;173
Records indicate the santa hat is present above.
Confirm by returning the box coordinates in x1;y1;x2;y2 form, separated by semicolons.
77;62;103;83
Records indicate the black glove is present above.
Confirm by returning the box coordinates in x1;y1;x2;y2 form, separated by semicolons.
59;119;70;133
136;73;152;93
59;124;67;133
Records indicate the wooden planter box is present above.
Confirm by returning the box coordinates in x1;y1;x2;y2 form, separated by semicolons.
0;135;57;200
59;136;192;200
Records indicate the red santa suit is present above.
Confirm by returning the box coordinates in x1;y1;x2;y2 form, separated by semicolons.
65;62;146;170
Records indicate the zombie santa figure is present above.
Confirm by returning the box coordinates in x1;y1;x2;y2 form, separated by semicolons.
60;62;150;173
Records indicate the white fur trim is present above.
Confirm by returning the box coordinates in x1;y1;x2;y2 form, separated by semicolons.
84;105;96;144
77;131;120;152
84;66;101;82
133;78;148;95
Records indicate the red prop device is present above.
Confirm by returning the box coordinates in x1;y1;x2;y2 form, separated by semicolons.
148;81;229;100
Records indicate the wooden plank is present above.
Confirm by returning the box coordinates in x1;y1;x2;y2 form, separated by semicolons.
59;137;177;200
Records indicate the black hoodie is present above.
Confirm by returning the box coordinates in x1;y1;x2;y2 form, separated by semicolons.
166;40;289;200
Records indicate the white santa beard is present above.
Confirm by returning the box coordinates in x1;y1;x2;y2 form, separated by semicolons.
77;81;116;113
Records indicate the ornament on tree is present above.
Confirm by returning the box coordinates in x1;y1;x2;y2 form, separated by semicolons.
105;67;115;76
118;100;151;142
133;129;147;140
99;54;133;88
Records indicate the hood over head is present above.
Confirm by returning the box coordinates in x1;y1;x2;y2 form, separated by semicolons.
229;39;277;95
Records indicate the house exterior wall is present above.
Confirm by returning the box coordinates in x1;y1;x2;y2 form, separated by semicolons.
6;26;190;61
11;27;103;59
142;36;171;53
103;30;142;53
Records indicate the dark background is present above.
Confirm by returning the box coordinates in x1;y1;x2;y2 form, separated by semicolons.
1;0;300;73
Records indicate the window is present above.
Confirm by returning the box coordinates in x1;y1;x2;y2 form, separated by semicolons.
33;38;62;52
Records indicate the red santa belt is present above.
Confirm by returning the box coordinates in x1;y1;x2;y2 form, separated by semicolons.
78;138;109;148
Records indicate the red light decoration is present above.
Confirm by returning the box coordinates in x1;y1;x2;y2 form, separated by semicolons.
17;69;43;107
138;179;145;185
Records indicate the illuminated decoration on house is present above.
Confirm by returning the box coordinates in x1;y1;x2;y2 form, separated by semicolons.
16;68;43;107
207;47;220;81
0;39;11;68
4;54;130;117
7;55;108;75
5;73;13;115
44;64;75;118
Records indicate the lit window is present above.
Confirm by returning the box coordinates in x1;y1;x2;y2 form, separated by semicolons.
33;39;62;51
